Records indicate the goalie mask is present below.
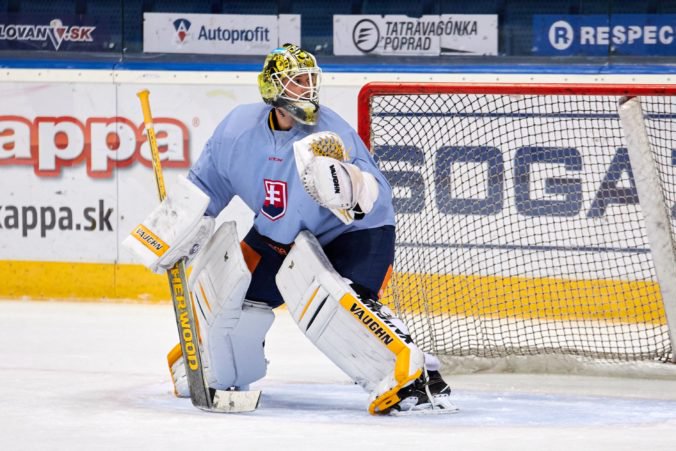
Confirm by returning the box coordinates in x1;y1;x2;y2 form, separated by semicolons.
258;43;322;125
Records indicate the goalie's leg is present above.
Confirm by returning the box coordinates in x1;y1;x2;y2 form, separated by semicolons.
167;222;274;397
276;230;458;414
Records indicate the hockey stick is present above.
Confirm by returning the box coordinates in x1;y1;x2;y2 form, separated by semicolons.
136;90;261;413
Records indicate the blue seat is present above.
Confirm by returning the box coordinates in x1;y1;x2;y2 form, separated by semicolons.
361;0;425;17
439;0;504;15
85;0;123;51
500;0;576;55
610;0;657;13
122;0;147;53
574;0;610;14
291;0;355;54
222;0;279;15
149;0;218;13
15;0;79;15
655;0;676;13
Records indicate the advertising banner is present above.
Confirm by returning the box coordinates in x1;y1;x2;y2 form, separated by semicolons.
333;14;498;56
0;80;265;264
143;13;300;55
0;14;117;52
534;14;676;56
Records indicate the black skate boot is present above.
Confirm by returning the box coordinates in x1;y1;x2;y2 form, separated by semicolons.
389;369;459;416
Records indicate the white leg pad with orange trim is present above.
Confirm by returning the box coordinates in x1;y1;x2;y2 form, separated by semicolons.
171;221;275;392
275;231;424;414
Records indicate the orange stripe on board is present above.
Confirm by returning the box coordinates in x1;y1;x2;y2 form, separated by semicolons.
0;260;169;302
381;272;667;326
0;260;667;328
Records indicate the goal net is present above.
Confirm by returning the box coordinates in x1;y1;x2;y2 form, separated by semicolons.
358;83;676;373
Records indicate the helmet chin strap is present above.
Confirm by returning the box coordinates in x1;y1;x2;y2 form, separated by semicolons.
275;98;319;126
273;107;294;131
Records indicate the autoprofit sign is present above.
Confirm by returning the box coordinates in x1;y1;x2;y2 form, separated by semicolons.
533;14;676;56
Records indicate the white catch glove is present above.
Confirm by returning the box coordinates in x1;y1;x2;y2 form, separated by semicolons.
293;131;379;224
122;176;215;274
303;156;378;213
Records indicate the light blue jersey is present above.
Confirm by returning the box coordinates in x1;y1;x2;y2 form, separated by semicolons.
188;103;395;246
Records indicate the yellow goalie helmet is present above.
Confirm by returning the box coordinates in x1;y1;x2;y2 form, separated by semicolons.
258;43;322;125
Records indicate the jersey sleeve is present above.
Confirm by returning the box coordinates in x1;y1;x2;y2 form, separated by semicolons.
188;134;235;217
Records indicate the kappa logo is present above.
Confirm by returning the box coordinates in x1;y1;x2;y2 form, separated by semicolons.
261;179;287;221
352;19;380;53
173;18;191;43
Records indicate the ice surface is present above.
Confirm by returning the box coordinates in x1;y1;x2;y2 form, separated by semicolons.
2;300;676;451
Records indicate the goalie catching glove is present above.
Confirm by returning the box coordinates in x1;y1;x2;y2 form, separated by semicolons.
122;176;214;273
293;132;379;224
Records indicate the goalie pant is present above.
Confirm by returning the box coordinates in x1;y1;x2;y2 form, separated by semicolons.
240;224;396;307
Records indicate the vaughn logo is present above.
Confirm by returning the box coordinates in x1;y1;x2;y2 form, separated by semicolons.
352;19;380;53
0;18;95;50
132;225;168;257
173;18;191;43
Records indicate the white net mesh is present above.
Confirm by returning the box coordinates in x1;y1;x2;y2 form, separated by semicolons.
361;85;676;366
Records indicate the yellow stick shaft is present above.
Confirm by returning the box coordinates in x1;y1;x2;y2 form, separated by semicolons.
136;89;167;201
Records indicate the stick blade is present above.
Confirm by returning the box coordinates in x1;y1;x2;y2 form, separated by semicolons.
199;390;262;413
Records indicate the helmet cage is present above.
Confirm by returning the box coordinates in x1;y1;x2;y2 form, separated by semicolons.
272;67;322;104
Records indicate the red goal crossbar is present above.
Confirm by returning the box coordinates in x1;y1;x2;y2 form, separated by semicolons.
357;82;676;150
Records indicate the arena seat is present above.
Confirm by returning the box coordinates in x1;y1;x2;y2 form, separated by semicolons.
147;0;219;14
14;0;80;16
610;0;657;13
438;0;504;15
222;0;279;15
361;0;425;17
291;0;357;54
501;0;575;55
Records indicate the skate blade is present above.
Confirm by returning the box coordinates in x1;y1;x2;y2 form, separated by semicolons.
197;390;262;413
389;404;459;417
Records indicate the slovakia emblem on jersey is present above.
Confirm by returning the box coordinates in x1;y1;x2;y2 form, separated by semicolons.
261;179;287;221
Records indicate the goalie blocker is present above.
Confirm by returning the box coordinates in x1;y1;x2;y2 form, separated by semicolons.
276;231;457;414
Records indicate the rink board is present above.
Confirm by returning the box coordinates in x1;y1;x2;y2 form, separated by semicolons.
0;69;672;329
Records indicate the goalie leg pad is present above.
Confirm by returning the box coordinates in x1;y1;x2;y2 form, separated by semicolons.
167;302;273;396
186;222;274;390
275;231;424;414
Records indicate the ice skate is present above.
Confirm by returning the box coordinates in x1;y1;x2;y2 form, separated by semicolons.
389;370;459;416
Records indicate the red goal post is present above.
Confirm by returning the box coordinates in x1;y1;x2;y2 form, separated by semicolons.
357;82;676;372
